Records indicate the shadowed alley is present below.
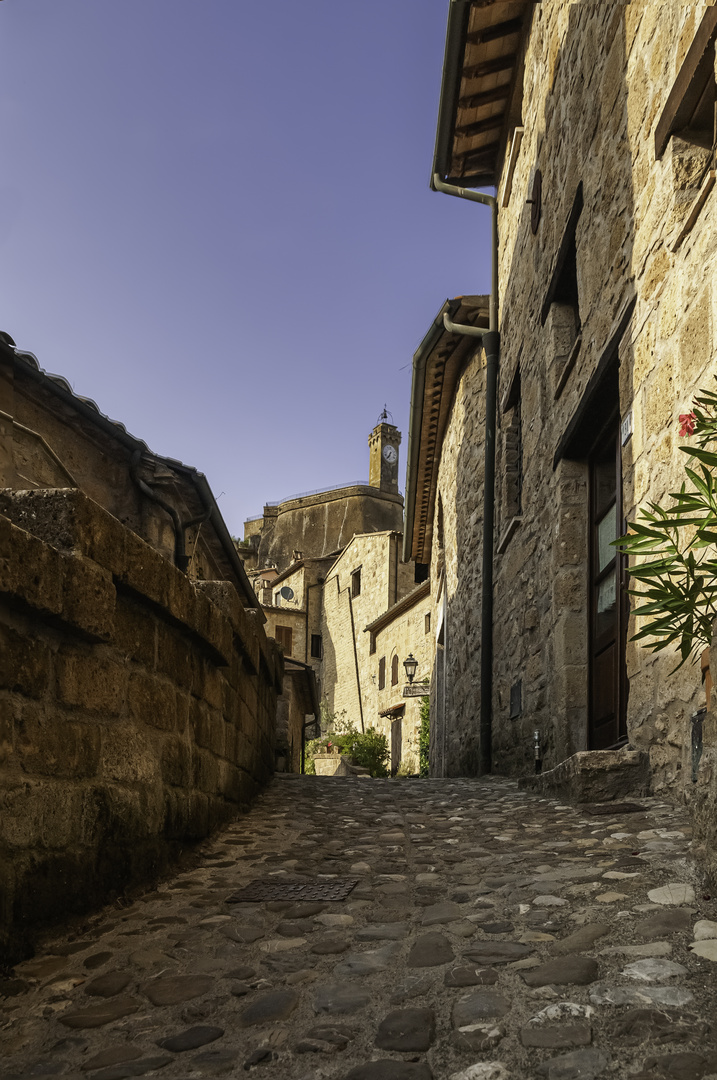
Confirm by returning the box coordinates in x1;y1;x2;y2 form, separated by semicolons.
3;776;717;1080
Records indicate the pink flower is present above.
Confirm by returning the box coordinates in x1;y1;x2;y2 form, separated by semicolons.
679;412;696;437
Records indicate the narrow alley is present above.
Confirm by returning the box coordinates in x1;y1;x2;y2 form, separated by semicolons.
3;776;717;1080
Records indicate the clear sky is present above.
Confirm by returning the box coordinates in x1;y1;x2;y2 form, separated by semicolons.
0;0;491;535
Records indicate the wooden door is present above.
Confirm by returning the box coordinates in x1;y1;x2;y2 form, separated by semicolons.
588;419;627;749
391;717;402;776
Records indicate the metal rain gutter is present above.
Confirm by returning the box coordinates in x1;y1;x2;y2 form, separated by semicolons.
433;0;473;189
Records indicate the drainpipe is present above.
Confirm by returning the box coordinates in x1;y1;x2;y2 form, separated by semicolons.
431;176;498;334
130;451;211;572
430;177;500;777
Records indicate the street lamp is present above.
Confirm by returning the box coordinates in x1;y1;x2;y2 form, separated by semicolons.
403;653;418;685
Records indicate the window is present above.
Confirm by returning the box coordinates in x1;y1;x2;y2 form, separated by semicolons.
425;612;431;635
539;185;583;399
502;366;523;520
391;655;399;686
378;656;386;690
275;625;293;655
414;562;429;584
310;634;322;659
369;632;376;656
351;568;361;598
655;9;717;159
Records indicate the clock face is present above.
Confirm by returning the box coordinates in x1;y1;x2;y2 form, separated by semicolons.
382;444;397;465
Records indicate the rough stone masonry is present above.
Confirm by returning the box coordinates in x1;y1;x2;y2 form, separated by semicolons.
2;775;717;1080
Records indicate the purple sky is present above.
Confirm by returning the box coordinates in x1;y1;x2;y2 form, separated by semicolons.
0;0;491;535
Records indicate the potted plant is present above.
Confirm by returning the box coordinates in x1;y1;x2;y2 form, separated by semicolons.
616;384;717;703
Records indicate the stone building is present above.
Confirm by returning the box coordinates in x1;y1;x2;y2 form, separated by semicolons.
404;0;717;858
241;415;404;573
245;417;433;766
0;336;298;961
364;580;432;774
320;530;417;731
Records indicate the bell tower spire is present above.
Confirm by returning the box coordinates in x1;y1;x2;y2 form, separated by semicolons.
368;407;401;494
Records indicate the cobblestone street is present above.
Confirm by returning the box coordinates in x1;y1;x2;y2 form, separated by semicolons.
3;776;717;1080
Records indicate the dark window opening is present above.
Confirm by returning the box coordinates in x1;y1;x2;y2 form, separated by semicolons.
275;625;293;655
369;632;376;656
510;679;522;719
503;367;522;520
310;634;322;659
414;562;429;584
656;9;717;158
378;656;386;690
425;612;431;635
351;568;361;598
542;184;583;396
391;655;399;686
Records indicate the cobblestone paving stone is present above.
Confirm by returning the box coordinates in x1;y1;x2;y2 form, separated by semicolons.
2;775;717;1079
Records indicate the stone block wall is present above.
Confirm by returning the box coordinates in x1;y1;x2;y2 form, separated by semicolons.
430;2;717;799
368;586;432;774
321;532;414;731
247;485;404;573
429;349;487;776
0;488;281;964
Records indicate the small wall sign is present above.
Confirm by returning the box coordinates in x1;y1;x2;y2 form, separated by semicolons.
621;410;633;446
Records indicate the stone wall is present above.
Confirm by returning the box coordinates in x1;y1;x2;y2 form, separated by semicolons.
429;349;486;776
2;352;256;599
261;606;307;668
0;487;281;964
430;2;717;802
246;485;404;573
369;583;433;774
321;532;415;729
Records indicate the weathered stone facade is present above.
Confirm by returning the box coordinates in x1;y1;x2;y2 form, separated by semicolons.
242;420;404;574
275;657;319;774
321;530;416;731
405;0;717;860
1;339;259;607
0;488;281;965
365;581;432;774
246;420;433;750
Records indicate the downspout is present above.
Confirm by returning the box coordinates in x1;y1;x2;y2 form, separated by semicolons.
130;451;211;572
430;181;500;778
305;580;320;663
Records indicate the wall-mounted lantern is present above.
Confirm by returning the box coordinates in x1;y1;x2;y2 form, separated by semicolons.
403;653;418;685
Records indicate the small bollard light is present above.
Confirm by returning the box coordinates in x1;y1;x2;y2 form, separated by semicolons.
534;729;542;774
403;653;418;685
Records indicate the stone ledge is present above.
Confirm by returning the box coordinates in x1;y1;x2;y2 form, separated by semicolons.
518;748;650;802
0;489;278;672
313;754;371;777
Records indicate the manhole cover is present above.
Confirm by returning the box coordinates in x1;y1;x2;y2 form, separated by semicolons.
227;879;359;903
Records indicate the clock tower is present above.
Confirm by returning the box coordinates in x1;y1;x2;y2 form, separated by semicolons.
368;409;401;494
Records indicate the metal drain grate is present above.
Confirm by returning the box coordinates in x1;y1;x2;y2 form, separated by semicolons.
226;879;359;903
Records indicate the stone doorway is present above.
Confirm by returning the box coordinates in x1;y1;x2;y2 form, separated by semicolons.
391;716;402;776
588;413;628;750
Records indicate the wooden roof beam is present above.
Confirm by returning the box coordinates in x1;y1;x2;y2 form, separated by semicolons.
453;141;502;165
466;17;524;46
463;54;517;80
455;115;506;139
458;84;511;110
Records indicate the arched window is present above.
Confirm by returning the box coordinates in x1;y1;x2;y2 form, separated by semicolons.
391;654;399;686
